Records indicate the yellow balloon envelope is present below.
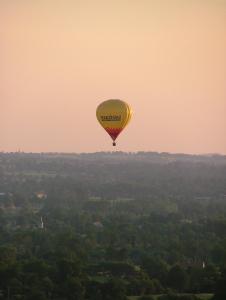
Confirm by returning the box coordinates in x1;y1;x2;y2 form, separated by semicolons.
96;99;132;146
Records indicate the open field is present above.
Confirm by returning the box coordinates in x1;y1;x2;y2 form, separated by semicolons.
128;294;213;300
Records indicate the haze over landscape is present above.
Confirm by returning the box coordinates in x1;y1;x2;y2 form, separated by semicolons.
1;2;226;299
1;0;226;154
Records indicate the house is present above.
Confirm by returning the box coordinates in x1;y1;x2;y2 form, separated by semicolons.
35;192;47;199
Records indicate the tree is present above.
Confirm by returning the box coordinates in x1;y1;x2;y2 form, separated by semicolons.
101;278;127;300
212;267;226;300
167;265;188;292
61;277;85;300
141;256;169;284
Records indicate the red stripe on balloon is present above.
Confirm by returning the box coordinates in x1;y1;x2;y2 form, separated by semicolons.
105;127;123;141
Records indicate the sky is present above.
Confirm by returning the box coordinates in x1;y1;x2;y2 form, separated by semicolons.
1;0;226;154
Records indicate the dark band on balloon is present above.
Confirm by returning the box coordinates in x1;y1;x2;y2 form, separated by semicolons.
101;115;121;121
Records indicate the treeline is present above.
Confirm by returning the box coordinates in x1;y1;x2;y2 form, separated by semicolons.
0;152;226;200
1;211;226;299
0;152;226;299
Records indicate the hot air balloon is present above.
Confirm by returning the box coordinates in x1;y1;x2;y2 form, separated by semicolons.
96;99;132;146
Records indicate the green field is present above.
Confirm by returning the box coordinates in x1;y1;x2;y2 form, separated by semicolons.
128;294;213;300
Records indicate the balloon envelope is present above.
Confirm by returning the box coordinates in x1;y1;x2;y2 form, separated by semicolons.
96;99;132;144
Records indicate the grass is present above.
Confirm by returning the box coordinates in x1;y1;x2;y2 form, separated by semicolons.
128;294;213;300
196;294;213;300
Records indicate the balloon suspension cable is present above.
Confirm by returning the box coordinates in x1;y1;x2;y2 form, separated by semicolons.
113;142;116;146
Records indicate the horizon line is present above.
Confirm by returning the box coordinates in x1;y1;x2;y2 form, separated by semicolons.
0;150;226;157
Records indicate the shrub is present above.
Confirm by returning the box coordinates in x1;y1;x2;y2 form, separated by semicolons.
139;296;155;300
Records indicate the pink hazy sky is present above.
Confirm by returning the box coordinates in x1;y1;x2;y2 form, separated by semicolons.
1;0;226;154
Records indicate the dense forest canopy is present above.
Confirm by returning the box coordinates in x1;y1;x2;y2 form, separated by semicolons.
0;152;226;300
